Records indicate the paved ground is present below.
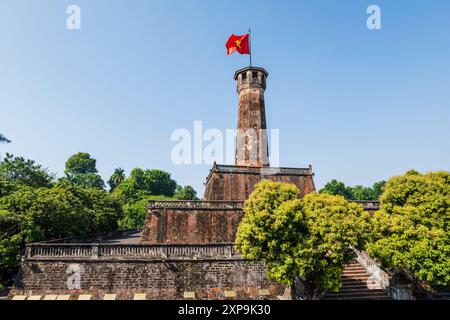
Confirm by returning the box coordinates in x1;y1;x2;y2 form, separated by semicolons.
96;231;143;245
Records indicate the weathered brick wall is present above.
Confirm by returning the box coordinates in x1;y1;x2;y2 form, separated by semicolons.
203;167;316;201
141;203;243;244
141;200;378;245
11;259;286;300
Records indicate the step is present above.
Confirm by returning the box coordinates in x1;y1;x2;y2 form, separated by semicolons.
344;264;364;268
342;274;371;279
342;270;370;275
325;295;390;300
343;270;367;274
325;292;388;299
339;284;373;290
342;277;372;282
324;296;391;300
339;286;383;293
342;274;370;279
327;289;386;296
342;280;376;286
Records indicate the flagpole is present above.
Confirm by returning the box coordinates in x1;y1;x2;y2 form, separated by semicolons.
249;28;252;67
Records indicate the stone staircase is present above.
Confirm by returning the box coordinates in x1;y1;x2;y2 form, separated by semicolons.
324;262;391;300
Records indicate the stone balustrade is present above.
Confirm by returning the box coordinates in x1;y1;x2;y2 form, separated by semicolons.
25;243;239;261
352;247;414;300
354;200;381;211
147;200;244;210
211;164;313;176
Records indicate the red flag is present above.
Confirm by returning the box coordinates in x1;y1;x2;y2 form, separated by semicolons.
226;34;250;55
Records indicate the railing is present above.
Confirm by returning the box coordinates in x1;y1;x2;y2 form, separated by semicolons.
25;243;239;261
353;201;380;211
147;201;244;210
213;164;313;176
204;164;314;185
353;248;390;289
352;248;414;300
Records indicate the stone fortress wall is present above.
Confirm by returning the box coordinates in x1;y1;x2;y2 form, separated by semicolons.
11;238;286;299
10;66;383;300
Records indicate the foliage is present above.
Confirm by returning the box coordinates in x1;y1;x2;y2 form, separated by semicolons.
371;181;386;200
108;168;126;192
319;179;354;199
60;173;105;189
63;153;105;189
114;168;177;202
0;179;19;198
236;180;372;299
118;197;150;230
0;151;196;287
0;153;54;188
174;185;198;200
118;195;177;230
0;182;122;274
367;170;450;286
65;152;98;175
319;179;385;201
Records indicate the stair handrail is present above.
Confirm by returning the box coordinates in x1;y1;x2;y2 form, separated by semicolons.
350;246;390;289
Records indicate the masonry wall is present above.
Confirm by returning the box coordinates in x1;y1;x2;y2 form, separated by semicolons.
11;259;286;300
141;206;243;244
203;171;316;201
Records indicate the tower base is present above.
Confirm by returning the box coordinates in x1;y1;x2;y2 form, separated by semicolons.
203;163;316;201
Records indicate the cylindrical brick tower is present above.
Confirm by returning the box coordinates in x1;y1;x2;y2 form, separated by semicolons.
234;66;270;167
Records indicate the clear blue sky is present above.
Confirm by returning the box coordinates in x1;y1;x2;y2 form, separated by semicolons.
1;0;449;195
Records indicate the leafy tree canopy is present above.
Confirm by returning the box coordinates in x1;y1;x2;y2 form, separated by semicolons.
118;194;179;230
0;179;19;198
108;168;126;192
65;152;98;175
114;168;177;202
174;185;198;200
236;180;372;299
60;173;105;189
319;179;386;201
0;182;122;272
319;179;354;199
367;170;450;286
0;153;54;188
63;153;105;189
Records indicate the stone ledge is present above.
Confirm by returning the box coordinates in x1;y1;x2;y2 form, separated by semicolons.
353;201;380;211
25;243;241;261
147;200;244;210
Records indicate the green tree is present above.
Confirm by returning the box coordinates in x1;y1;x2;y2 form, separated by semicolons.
236;181;372;300
367;170;450;286
0;134;10;144
319;179;354;200
114;168;177;202
144;169;177;197
118;197;150;230
174;185;198;200
320;179;386;201
62;173;105;189
371;181;386;200
108;168;126;192
0;153;54;188
0;182;122;278
65;152;98;175
0;179;18;198
64;153;105;189
352;185;374;201
118;195;176;230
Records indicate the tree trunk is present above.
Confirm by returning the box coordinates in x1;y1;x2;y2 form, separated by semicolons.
297;277;325;300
